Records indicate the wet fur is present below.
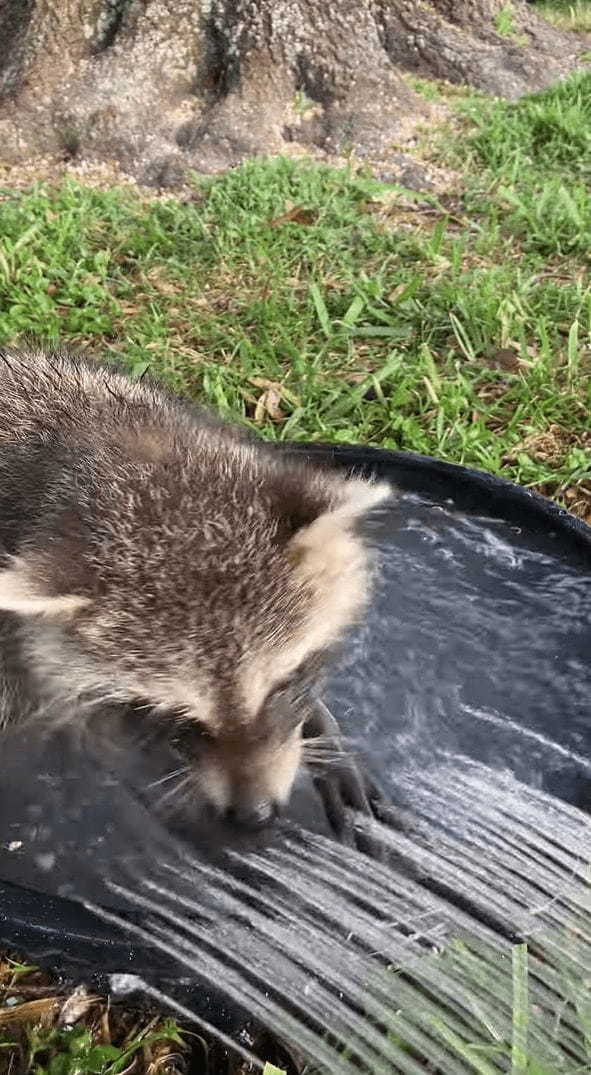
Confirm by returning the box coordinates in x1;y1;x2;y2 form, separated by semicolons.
0;349;390;823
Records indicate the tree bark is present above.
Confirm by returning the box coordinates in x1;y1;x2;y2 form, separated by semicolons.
0;0;584;185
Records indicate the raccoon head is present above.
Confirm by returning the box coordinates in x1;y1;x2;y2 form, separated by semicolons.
0;444;389;830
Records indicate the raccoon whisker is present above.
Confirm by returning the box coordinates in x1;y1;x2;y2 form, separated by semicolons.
33;687;127;723
147;766;191;790
155;771;196;810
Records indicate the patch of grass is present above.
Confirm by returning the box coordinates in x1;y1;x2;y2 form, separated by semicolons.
462;70;591;175
301;937;591;1075
403;74;487;104
493;4;528;43
22;1021;184;1075
0;953;303;1073
293;90;316;116
0;956;188;1075
59;127;82;161
404;75;445;102
455;74;591;267
418;939;591;1075
536;0;591;32
494;3;517;35
0;73;590;524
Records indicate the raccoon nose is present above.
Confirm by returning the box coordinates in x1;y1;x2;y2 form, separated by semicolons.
224;799;279;830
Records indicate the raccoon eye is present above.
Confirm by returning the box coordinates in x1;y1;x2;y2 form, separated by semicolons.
264;677;312;723
171;721;215;753
267;679;292;701
263;651;329;719
266;676;300;703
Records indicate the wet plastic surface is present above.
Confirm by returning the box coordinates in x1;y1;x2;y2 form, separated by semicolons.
308;447;591;814
0;445;589;1018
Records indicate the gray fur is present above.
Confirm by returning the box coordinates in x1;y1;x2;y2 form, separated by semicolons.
0;349;389;825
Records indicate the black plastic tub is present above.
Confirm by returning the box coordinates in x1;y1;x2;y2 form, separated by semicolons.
0;444;590;1031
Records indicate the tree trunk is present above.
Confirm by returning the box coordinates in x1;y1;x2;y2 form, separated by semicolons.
0;0;584;185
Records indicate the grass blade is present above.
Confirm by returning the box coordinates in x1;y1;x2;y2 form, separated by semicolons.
309;281;332;338
511;944;529;1074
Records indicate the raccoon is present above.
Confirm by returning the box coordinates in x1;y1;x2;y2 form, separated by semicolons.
0;349;390;830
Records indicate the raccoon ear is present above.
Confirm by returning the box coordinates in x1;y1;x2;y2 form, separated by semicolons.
273;462;391;540
287;477;390;583
0;557;91;619
330;476;391;524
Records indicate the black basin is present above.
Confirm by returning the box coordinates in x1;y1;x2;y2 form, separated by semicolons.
0;444;590;1032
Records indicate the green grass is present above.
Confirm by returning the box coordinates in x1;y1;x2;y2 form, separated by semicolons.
1;74;591;518
0;956;187;1075
4;936;591;1075
493;4;528;43
0;953;296;1073
536;0;591;32
462;69;591;177
21;1021;184;1075
0;105;590;516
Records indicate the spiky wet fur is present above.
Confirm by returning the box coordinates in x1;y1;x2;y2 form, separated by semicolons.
0;349;390;824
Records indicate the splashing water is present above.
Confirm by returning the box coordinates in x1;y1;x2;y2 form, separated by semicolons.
327;492;591;811
84;765;591;1074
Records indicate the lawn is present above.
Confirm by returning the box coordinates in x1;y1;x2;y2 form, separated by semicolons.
0;72;589;521
536;0;591;30
0;30;591;1075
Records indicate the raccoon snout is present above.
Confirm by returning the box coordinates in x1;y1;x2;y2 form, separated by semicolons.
219;798;280;831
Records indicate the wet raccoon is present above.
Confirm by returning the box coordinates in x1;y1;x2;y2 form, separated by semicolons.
0;350;390;829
